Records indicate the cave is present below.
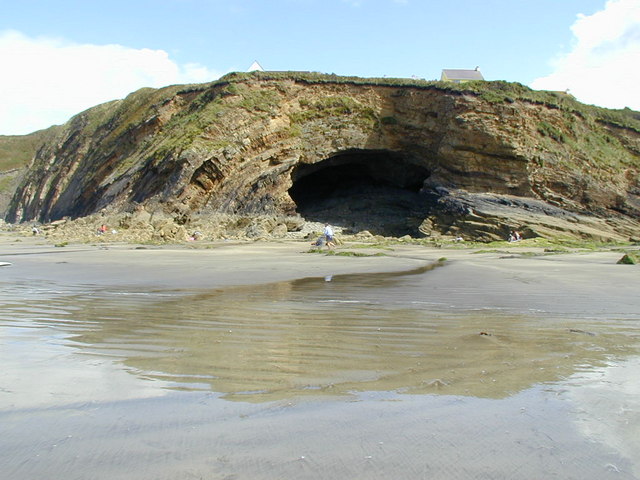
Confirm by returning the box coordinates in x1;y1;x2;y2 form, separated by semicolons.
288;149;432;237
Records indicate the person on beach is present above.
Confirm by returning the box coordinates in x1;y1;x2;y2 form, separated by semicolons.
323;223;335;249
312;236;326;248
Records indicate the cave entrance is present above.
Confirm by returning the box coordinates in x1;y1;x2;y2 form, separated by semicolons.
288;149;431;237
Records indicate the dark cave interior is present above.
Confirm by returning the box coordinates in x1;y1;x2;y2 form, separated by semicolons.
288;150;432;237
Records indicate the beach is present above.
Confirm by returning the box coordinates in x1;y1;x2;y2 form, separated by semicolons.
1;233;639;479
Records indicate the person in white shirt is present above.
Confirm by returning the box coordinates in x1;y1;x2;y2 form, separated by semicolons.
323;223;335;248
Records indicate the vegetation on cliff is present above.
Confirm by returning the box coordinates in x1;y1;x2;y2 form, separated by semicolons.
3;71;640;243
0;127;63;214
220;71;640;132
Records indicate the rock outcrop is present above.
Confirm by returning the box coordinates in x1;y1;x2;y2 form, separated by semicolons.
5;72;640;241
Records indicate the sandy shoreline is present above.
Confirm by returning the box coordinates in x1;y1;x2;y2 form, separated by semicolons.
0;235;432;290
1;232;639;314
2;232;640;479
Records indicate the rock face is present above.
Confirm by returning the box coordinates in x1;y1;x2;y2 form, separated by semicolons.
6;72;640;241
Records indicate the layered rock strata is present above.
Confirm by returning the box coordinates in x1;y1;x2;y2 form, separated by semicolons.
6;72;640;241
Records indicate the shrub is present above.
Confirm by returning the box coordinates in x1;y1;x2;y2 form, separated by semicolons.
617;253;638;264
537;121;566;143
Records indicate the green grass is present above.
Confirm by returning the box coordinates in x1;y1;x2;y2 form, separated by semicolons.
290;95;377;127
537;121;566;143
20;70;640;179
471;249;510;254
0;175;15;193
327;250;387;257
0;128;59;172
305;248;387;257
341;242;395;251
237;87;281;113
479;90;507;104
213;71;640;133
444;236;634;253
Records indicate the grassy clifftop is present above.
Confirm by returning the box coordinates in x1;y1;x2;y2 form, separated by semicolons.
0;127;64;215
3;71;639;174
217;71;640;133
0;128;59;172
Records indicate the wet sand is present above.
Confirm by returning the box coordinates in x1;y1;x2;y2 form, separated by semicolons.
1;234;640;479
1;233;639;303
0;235;429;289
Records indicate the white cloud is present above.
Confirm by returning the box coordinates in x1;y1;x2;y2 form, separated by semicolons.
0;30;222;135
531;0;640;110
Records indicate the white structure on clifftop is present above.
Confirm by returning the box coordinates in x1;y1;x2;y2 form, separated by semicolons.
248;61;264;72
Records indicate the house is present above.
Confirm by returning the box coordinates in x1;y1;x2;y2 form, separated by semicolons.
440;67;484;83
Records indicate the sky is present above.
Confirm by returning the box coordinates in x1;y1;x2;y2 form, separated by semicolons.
1;0;639;136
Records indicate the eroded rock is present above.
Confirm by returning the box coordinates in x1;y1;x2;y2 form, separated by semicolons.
5;72;640;242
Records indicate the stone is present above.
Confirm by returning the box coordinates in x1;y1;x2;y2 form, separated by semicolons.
271;223;288;237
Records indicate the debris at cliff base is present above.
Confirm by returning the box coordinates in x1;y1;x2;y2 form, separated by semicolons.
2;212;333;245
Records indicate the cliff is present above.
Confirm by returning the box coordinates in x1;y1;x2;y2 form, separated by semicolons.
5;71;640;242
0;127;60;217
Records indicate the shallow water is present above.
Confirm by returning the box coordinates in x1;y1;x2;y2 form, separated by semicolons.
1;265;639;479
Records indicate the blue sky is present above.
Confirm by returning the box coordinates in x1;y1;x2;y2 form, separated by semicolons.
1;0;638;135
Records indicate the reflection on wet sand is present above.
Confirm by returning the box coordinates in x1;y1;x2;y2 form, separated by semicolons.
7;264;639;403
2;262;640;480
